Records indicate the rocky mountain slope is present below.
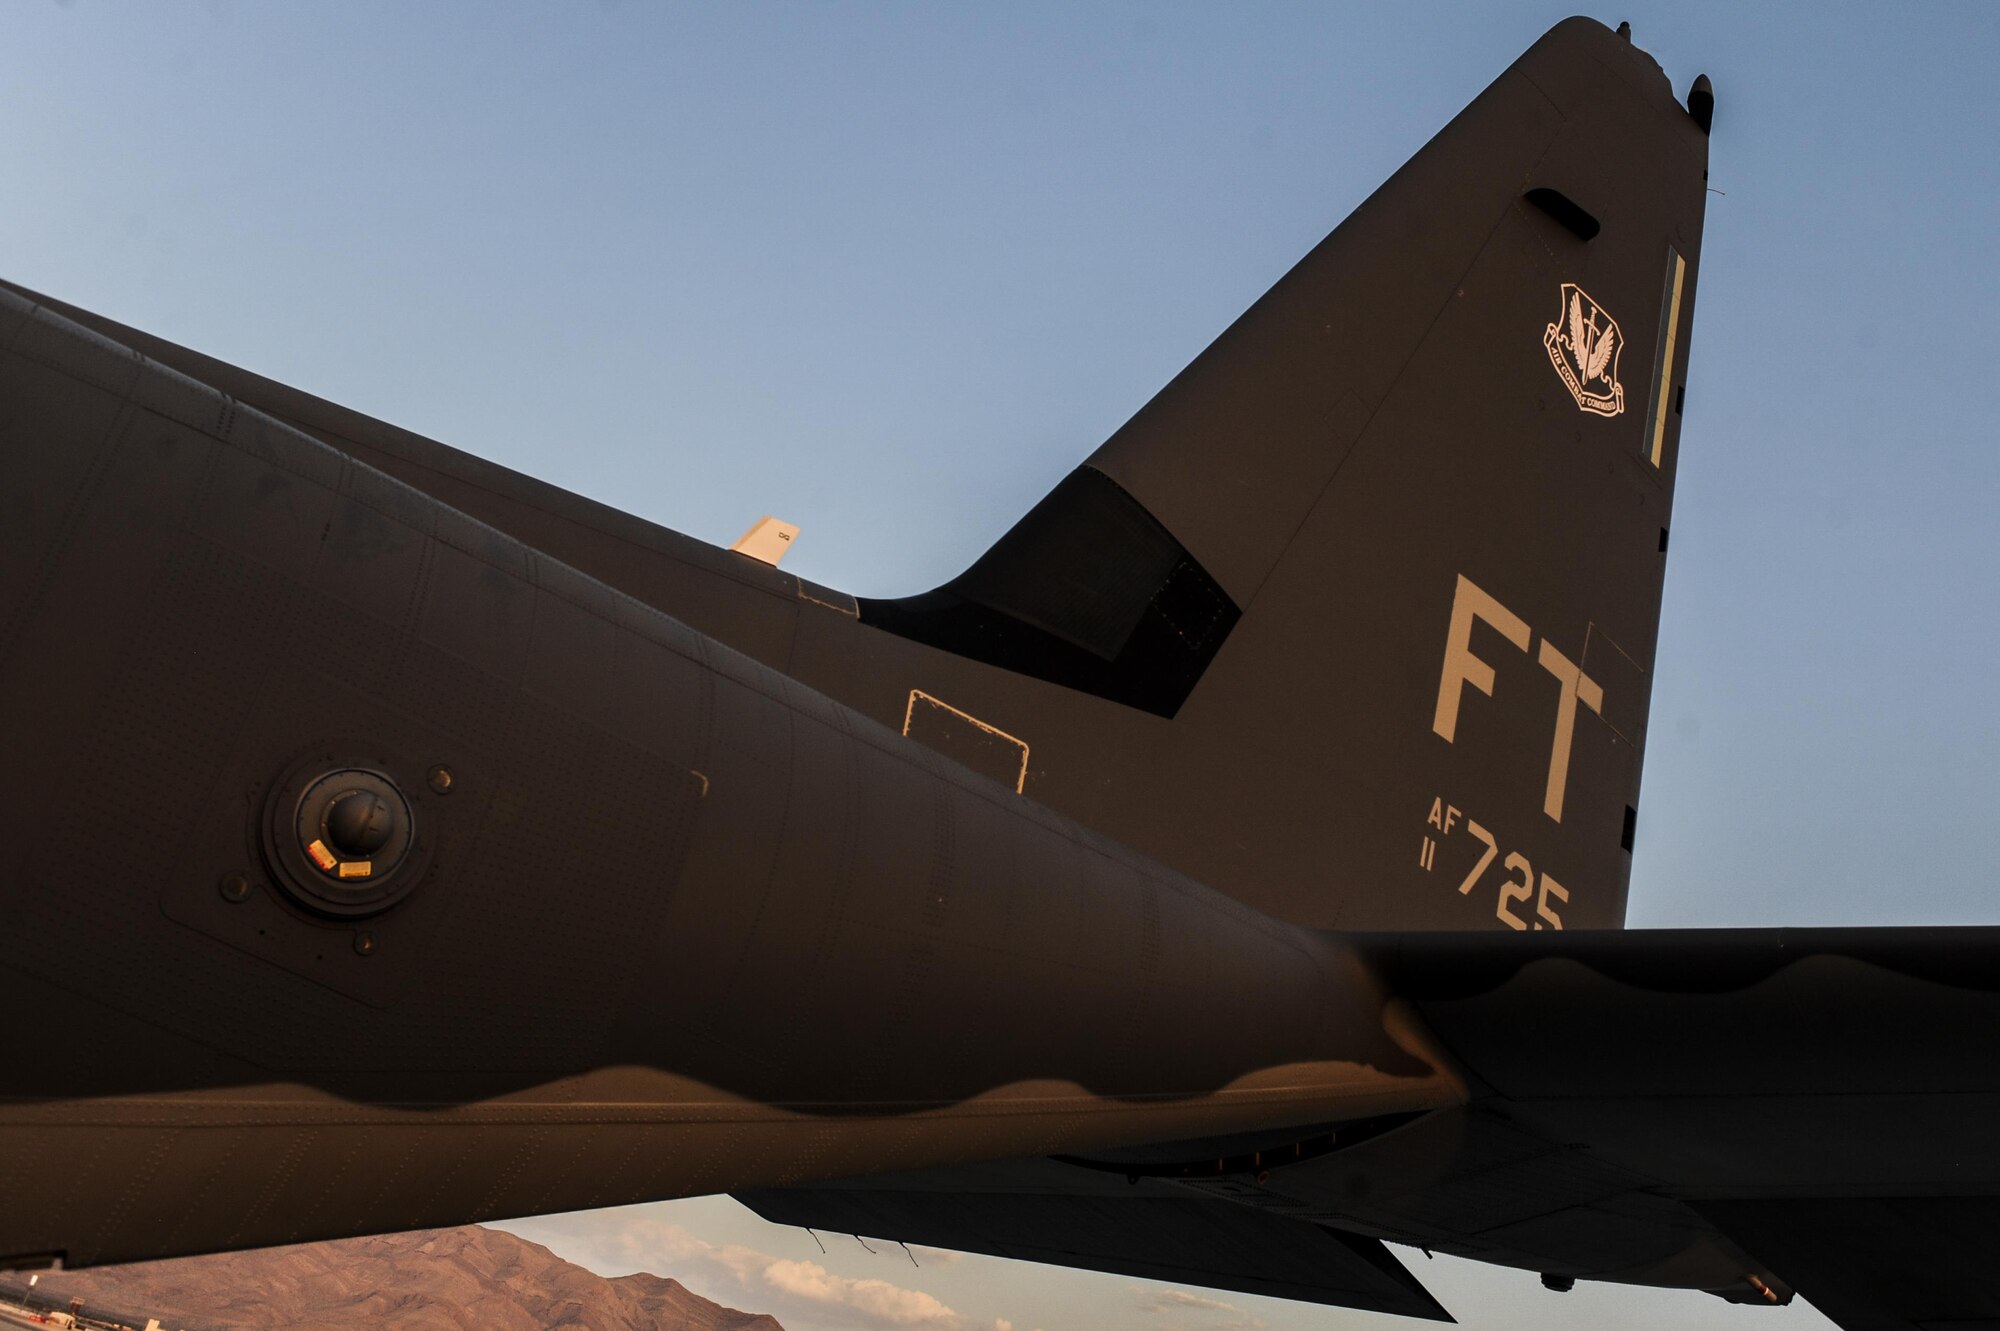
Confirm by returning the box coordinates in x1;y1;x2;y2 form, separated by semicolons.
22;1224;784;1331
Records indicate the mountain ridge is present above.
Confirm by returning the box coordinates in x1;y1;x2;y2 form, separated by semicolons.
19;1224;784;1331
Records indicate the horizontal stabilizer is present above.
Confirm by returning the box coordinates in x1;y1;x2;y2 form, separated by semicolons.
1374;926;2000;1329
735;1187;1449;1321
1694;1197;2000;1331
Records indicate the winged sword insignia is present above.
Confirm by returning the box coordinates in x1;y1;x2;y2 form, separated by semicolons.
1544;283;1626;417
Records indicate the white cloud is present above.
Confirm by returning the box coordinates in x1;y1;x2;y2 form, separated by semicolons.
1136;1286;1266;1330
1142;1290;1241;1314
577;1216;974;1331
608;1218;772;1287
765;1258;961;1325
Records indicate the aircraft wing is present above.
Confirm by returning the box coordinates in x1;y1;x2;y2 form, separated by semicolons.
745;928;2000;1331
739;1181;1451;1321
1379;926;2000;1331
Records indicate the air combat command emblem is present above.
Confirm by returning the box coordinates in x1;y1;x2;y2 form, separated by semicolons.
1544;283;1625;417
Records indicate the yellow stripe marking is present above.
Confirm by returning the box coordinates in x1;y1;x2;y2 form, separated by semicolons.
1649;252;1686;467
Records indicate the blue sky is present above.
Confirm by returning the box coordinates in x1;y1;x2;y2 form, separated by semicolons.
7;2;1997;1329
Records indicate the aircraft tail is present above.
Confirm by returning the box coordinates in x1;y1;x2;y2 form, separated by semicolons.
0;20;1713;935
861;19;1712;930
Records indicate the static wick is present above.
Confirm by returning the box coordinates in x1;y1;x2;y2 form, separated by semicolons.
900;1241;919;1268
1707;187;1727;196
855;1234;877;1255
805;1227;827;1255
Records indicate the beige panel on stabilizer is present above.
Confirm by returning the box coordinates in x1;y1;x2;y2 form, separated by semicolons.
730;516;800;566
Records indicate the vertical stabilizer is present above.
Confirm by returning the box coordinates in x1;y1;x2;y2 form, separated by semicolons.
863;19;1711;930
